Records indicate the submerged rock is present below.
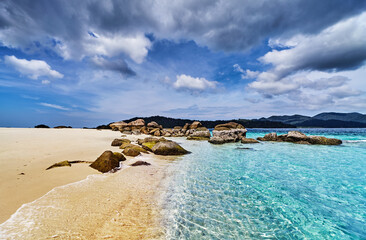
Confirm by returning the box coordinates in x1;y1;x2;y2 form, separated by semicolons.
130;161;151;166
46;160;71;170
90;151;125;173
241;138;259;144
151;141;190;155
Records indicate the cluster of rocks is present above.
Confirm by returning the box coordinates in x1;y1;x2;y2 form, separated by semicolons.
109;119;211;140
257;131;342;145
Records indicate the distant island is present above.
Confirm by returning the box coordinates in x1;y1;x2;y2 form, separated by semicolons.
96;112;366;129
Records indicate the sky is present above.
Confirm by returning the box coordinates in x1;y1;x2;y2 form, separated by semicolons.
0;0;366;127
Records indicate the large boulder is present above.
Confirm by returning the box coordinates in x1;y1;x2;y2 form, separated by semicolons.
257;132;277;141
151;141;190;155
109;121;128;131
111;138;131;146
214;122;245;131
209;123;247;144
241;138;260;144
189;121;202;129
308;136;342;145
90;151;126;173
147;121;159;128
129;119;145;127
187;127;211;140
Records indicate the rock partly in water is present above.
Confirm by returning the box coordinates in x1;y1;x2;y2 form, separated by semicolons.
308;136;342;145
187;127;211;140
257;131;342;145
257;132;277;141
151;141;190;155
241;138;260;144
130;161;151;166
46;160;71;170
209;122;247;144
90;151;125;173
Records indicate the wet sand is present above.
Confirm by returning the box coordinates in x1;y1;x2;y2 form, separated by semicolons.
0;128;175;239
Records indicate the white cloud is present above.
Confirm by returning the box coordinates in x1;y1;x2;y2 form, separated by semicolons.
173;74;217;91
83;33;151;63
39;102;70;111
4;55;63;80
41;80;50;85
258;12;366;83
234;64;259;79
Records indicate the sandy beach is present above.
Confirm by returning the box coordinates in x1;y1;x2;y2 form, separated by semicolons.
0;128;174;239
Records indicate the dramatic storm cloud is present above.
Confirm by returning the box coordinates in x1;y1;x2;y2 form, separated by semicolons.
0;0;365;126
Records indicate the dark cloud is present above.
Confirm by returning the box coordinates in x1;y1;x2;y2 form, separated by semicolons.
0;0;365;57
91;57;136;76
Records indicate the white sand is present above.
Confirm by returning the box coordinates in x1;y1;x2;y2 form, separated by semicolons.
0;128;181;238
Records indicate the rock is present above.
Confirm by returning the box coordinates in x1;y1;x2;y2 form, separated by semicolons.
131;130;142;135
130;161;151;166
151;141;190;155
109;121;128;131
90;151;124;173
129;119;145;127
257;131;342;145
164;132;172;137
308;136;342;145
140;126;149;134
214;122;245;131
112;152;127;161
241;138;260;144
54;126;72;129
35;124;50;128
137;137;161;145
208;136;226;144
46;160;71;170
189;121;202;129
122;144;148;156
149;128;160;134
154;130;161;136
187;127;211;140
147;121;159;128
182;123;190;132
210;129;247;144
122;147;141;157
173;126;182;130
286;131;308;141
119;142;133;149
257;132;277;141
111;138;131;146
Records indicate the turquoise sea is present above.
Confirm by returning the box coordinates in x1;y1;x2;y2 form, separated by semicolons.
162;129;366;239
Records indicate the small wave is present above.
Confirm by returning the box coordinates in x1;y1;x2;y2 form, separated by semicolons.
344;140;366;143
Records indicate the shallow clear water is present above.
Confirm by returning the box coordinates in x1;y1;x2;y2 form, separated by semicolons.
162;129;366;239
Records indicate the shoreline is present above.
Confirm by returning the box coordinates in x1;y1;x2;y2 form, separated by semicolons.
0;128;180;239
0;153;174;239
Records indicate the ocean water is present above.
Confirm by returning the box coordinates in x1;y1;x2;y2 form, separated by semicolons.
162;129;366;239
